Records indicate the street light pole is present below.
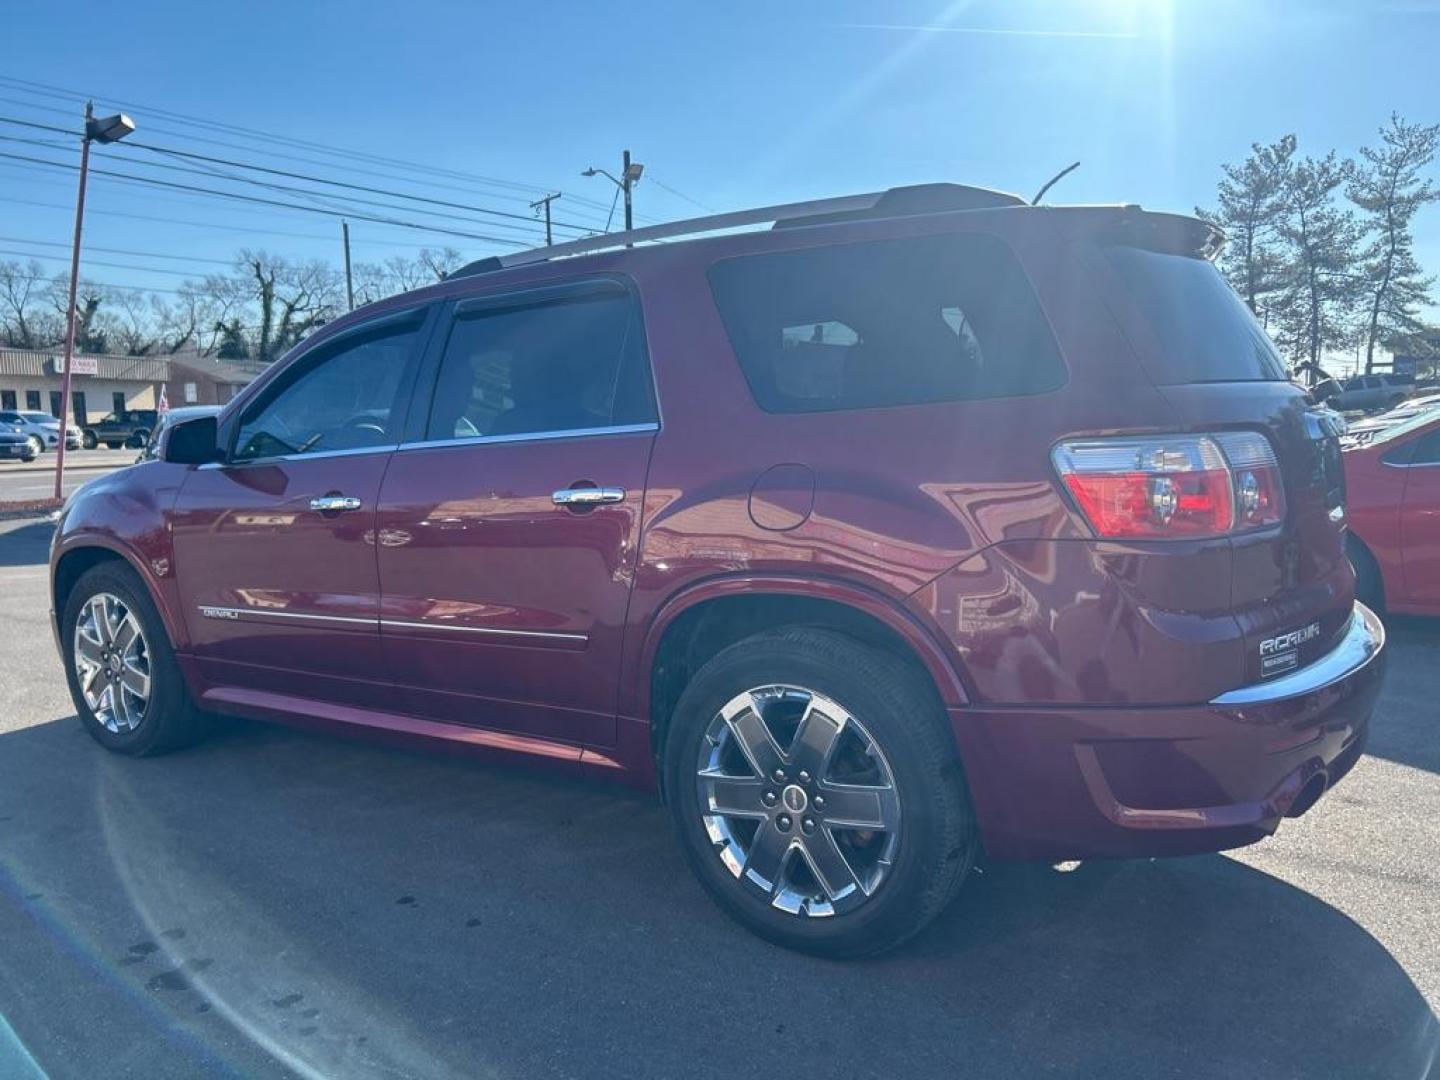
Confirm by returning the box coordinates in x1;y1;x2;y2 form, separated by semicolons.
53;101;135;501
582;152;643;246
53;104;96;501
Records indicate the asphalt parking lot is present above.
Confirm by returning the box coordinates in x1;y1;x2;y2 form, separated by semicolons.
0;515;1436;1080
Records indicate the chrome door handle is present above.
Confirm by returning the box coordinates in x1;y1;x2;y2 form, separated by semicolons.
552;486;625;506
309;495;363;513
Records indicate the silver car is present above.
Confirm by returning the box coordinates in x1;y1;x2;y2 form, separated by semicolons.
0;410;82;454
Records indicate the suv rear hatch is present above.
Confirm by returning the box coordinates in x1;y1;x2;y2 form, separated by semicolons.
1070;213;1352;687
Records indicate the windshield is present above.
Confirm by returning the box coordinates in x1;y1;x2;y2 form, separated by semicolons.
1362;406;1440;447
1105;246;1289;383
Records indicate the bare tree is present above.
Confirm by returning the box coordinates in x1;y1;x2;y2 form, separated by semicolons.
0;259;60;348
1347;113;1440;373
229;251;343;364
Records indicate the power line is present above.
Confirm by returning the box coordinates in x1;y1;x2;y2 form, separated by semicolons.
0;194;475;250
0;92;615;228
0;76;649;224
0;235;234;266
0;121;568;240
647;175;717;212
0;246;221;278
0;149;533;246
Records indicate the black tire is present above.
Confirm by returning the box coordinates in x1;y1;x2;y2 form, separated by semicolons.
61;563;210;756
1347;534;1384;613
81;431;97;450
129;430;150;449
663;627;978;958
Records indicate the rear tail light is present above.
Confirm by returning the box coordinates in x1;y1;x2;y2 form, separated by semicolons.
1053;432;1286;539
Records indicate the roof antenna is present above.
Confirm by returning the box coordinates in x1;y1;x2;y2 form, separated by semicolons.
1031;161;1080;206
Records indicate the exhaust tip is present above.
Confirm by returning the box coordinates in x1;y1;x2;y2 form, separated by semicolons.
1286;772;1328;818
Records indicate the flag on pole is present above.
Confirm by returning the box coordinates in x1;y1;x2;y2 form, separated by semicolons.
157;384;170;415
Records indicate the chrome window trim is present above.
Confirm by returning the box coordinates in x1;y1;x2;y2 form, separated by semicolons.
379;618;588;643
199;444;400;470
397;422;658;453
197;606;377;627
1209;602;1385;706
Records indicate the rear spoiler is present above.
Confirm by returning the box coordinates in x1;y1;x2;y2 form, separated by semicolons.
1049;206;1225;262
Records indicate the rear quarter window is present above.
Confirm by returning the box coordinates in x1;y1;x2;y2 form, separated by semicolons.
1104;245;1288;384
707;233;1065;413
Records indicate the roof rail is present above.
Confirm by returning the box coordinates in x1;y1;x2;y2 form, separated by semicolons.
448;182;1025;279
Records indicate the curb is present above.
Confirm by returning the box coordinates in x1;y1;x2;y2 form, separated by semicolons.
1;462;125;476
0;500;61;522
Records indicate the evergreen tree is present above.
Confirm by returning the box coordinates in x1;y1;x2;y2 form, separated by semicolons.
1273;153;1364;371
1198;135;1295;317
1347;113;1440;373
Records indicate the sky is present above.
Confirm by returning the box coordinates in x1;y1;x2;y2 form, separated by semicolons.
3;0;1439;349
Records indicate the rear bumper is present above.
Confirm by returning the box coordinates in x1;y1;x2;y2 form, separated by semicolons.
952;603;1386;861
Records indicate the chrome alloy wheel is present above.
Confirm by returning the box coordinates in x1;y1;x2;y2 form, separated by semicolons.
73;593;151;733
697;686;902;918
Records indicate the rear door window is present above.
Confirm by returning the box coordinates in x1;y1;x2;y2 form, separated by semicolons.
708;233;1065;413
424;284;655;442
1104;246;1288;384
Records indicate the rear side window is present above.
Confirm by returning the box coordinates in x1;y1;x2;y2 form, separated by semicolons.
1104;246;1287;383
425;287;655;442
708;234;1065;413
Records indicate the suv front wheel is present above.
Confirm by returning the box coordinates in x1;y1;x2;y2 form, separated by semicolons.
61;563;211;755
664;627;978;957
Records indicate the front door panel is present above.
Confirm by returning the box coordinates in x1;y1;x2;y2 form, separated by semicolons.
172;453;391;706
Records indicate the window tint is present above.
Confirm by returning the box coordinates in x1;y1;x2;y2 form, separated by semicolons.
1410;429;1440;465
233;322;420;461
425;288;655;441
707;234;1064;414
1104;246;1288;383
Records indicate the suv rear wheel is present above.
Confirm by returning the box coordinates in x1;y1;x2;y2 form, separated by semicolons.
664;627;977;957
81;430;97;449
61;563;211;755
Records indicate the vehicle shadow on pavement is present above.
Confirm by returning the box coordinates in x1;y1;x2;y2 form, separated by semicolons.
0;715;1434;1080
0;520;52;568
1365;615;1440;776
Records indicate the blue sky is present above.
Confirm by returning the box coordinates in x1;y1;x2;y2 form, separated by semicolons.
3;0;1438;327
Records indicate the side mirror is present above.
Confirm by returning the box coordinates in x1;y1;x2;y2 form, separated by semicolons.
164;415;222;465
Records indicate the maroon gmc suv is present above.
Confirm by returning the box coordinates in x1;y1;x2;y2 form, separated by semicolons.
50;184;1385;956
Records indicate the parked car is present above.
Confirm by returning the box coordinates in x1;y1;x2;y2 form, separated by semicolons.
48;184;1385;957
1344;409;1440;614
1341;399;1440;448
0;410;79;453
135;405;222;463
1328;372;1414;413
0;427;38;463
81;409;158;450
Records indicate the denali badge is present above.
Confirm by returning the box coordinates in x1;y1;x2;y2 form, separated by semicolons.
199;606;239;620
1259;621;1320;678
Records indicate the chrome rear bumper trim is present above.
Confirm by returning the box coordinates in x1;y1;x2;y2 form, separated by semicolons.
1210;602;1385;707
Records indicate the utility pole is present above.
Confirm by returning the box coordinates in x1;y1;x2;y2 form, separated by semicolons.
530;192;561;245
342;220;355;311
622;149;634;233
